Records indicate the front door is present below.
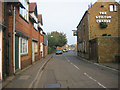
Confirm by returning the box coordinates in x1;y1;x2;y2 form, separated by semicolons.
15;35;19;71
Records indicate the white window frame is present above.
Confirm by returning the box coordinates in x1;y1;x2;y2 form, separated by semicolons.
20;37;28;55
19;0;29;22
110;5;114;12
114;4;117;11
110;4;117;12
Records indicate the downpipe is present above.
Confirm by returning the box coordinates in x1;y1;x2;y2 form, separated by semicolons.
13;6;16;74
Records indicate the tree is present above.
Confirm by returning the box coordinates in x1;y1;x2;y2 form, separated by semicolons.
47;31;67;48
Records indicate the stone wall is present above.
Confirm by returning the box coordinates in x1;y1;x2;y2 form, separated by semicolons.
97;37;119;63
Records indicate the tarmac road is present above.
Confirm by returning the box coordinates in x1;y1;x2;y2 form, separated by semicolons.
4;51;119;89
34;50;119;89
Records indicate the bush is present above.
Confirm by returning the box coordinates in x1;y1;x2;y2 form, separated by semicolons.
102;34;107;36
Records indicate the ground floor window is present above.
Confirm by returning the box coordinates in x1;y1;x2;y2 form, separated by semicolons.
20;37;28;54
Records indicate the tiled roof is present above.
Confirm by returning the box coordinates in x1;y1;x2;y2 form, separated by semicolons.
29;3;36;12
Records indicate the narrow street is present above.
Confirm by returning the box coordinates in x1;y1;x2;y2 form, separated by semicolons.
36;51;118;88
4;51;118;89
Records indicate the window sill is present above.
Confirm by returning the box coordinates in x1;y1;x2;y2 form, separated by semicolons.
21;53;28;56
35;52;38;54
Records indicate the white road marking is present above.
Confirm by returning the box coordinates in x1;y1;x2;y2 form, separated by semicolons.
64;56;80;70
84;73;107;89
73;65;80;70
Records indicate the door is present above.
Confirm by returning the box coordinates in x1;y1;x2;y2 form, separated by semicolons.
32;42;35;63
15;35;19;71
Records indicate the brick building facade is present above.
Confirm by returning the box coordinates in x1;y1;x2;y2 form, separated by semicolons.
0;1;47;80
77;0;120;62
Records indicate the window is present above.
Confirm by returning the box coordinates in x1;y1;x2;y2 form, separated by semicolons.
110;4;117;12
34;23;38;30
19;0;29;21
20;37;28;54
35;42;38;53
33;15;38;30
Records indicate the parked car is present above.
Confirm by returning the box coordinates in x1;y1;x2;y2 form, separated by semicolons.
56;49;63;55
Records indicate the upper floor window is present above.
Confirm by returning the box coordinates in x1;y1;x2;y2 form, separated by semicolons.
19;0;29;22
34;23;38;30
33;15;38;30
110;4;117;12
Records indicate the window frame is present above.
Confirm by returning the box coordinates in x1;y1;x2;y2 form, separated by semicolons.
19;0;29;22
20;37;28;55
109;4;117;12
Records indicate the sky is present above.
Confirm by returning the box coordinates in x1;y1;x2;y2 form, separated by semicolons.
29;0;119;45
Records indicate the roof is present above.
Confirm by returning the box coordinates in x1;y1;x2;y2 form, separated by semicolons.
77;11;88;28
29;3;36;12
38;14;43;25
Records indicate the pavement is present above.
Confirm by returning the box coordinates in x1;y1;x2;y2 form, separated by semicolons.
77;54;120;71
1;54;53;89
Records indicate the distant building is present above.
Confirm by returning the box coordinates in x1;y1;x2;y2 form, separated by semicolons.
77;0;120;63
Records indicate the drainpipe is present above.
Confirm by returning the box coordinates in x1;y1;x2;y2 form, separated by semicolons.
13;6;16;74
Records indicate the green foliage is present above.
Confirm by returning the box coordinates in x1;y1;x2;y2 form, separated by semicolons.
47;31;67;48
102;33;107;36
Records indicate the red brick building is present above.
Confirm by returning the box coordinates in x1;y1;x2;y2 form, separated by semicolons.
6;1;31;75
38;14;44;58
0;0;47;80
29;3;39;63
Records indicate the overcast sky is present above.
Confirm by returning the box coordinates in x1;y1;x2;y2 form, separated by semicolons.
29;0;119;45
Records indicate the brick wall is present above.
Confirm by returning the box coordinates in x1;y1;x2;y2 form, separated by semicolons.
97;37;119;63
6;4;32;74
77;11;89;59
32;26;39;61
89;2;119;39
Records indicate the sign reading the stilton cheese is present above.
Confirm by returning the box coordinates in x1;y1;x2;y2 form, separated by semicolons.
96;12;111;23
